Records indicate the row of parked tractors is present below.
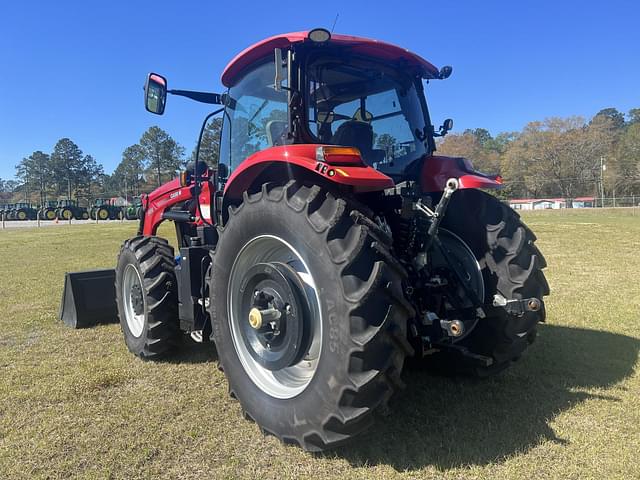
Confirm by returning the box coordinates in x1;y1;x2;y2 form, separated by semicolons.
0;198;143;221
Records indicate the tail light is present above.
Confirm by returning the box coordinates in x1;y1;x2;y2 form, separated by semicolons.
316;146;364;166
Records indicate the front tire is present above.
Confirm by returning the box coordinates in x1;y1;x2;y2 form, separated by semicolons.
210;182;413;451
115;236;179;359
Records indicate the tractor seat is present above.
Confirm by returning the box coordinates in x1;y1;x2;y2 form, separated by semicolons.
266;120;288;146
331;121;385;165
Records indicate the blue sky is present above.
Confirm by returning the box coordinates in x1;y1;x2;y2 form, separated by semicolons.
1;0;638;180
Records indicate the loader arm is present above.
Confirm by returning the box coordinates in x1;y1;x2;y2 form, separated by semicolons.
139;175;215;237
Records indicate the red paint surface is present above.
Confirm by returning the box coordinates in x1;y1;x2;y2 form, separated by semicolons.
420;155;503;193
223;144;394;200
221;31;440;87
141;174;215;235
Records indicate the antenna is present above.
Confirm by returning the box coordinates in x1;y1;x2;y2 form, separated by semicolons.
331;13;339;33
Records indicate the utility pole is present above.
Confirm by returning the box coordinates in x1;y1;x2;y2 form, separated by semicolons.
600;156;606;208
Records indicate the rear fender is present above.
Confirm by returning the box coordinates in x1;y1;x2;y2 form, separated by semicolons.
222;145;394;222
420;155;503;193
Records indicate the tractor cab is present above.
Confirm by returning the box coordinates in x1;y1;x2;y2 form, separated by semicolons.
217;30;453;180
144;29;454;189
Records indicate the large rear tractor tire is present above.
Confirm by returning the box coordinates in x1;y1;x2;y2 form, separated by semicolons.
432;189;550;376
209;181;413;451
97;207;110;221
60;208;73;220
115;236;179;359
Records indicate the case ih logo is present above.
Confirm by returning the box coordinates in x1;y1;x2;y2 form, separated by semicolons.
169;190;182;200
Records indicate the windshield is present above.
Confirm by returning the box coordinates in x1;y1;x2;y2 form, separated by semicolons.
306;56;431;175
220;60;289;171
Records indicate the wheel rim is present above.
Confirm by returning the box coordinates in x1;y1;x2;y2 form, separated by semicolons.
228;235;323;399
47;210;55;220
99;209;109;220
63;210;71;219
18;211;26;220
122;263;145;337
428;228;485;341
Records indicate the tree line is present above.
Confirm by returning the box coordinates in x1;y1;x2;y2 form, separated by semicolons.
2;108;638;205
0;125;193;205
0;120;222;205
437;107;640;201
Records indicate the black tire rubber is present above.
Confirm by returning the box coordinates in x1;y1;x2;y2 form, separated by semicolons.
115;236;179;359
432;189;550;376
209;181;414;451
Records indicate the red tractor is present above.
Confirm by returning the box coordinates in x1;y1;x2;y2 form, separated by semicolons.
116;29;549;451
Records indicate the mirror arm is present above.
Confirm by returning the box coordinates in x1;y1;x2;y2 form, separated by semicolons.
168;89;223;105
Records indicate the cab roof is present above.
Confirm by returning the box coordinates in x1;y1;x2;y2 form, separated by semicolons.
221;31;440;87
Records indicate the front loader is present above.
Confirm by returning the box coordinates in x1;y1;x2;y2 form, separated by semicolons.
66;29;549;451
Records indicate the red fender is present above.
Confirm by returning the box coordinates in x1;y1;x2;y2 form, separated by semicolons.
420;155;503;193
223;145;394;202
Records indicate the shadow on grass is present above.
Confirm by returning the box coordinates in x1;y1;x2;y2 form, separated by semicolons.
165;337;218;364
333;324;639;471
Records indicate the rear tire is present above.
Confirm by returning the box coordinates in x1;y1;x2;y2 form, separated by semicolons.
97;207;109;220
433;189;550;375
115;236;179;359
210;181;413;451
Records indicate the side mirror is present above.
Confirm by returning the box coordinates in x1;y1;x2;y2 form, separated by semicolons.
440;118;454;136
144;73;167;115
438;65;453;79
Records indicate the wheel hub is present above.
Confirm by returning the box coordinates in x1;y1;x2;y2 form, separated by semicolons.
238;262;311;371
130;282;144;315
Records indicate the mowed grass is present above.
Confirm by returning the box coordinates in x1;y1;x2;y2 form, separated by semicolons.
0;209;639;479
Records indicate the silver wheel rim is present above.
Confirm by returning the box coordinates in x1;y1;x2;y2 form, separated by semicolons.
435;228;485;341
122;263;145;337
228;235;323;399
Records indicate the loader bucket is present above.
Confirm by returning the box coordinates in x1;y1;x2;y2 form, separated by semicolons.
59;269;118;328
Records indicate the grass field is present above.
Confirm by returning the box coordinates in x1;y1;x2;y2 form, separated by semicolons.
1;209;639;479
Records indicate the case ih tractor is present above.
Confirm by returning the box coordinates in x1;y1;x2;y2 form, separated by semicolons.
112;29;548;451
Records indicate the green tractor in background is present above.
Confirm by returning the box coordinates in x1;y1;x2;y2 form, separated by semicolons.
3;204;16;220
56;200;89;220
12;202;38;220
39;201;58;220
123;196;142;220
89;198;121;220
